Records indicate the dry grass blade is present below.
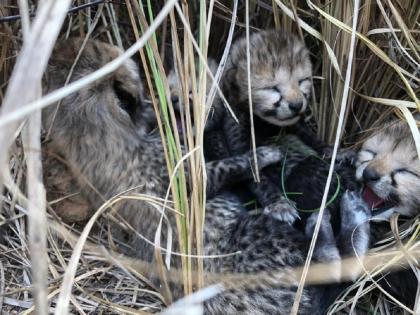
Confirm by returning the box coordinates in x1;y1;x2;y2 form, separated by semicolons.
0;1;72;314
48;216;419;292
54;192;171;314
385;0;420;64
23;108;48;315
291;1;360;313
0;0;179;130
0;1;418;314
0;0;72;183
307;0;419;107
0;260;4;311
161;285;222;315
205;0;237;122
17;0;30;40
245;0;260;181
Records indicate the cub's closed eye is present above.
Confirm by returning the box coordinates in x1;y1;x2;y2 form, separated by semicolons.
298;77;311;84
394;168;419;178
257;87;280;93
362;149;377;157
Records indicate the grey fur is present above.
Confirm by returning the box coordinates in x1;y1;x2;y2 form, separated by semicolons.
43;38;283;261
355;119;420;218
43;38;371;315
217;30;314;224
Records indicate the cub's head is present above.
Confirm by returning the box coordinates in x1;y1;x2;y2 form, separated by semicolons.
167;58;221;132
224;30;312;126
167;58;219;106
43;38;149;141
356;119;420;217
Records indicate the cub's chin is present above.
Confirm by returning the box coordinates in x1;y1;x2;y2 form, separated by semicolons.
255;113;301;127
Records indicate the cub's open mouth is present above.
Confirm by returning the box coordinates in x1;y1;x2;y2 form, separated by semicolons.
362;185;397;213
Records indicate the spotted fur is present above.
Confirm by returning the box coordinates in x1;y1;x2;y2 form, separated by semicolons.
217;30;313;224
355;119;420;219
203;190;370;315
167;57;228;162
42;38;283;259
223;30;312;127
267;133;359;234
355;118;419;309
43;38;371;315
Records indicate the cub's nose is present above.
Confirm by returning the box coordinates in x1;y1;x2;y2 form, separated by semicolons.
289;101;303;113
363;167;380;182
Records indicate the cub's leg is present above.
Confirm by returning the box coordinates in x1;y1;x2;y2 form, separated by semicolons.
338;191;371;259
305;208;341;277
204;193;246;249
205;145;282;198
223;112;299;224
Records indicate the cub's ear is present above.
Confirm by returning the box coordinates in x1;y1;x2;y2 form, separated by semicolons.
222;67;237;87
49;38;83;66
113;79;142;123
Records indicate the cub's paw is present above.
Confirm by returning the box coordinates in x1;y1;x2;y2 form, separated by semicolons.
305;208;332;237
322;147;357;165
254;145;283;169
263;199;299;224
337;149;357;165
340;190;371;227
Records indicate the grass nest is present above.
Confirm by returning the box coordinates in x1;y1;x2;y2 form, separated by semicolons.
0;0;419;314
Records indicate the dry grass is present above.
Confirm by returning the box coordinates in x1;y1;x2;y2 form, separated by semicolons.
0;0;419;314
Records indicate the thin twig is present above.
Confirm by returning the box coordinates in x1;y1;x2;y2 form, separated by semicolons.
0;2;72;312
291;0;360;313
52;2;179;313
23;100;48;315
245;0;259;181
0;0;119;23
0;0;72;191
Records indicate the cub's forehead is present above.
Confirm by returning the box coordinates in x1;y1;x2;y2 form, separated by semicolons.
363;121;413;148
362;125;419;161
362;129;404;153
362;131;389;149
290;62;312;78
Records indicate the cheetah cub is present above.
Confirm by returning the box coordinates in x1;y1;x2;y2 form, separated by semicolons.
42;37;282;261
167;57;232;163
167;57;223;133
219;30;312;223
356;118;420;219
43;38;372;315
355;117;419;309
202;190;371;315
